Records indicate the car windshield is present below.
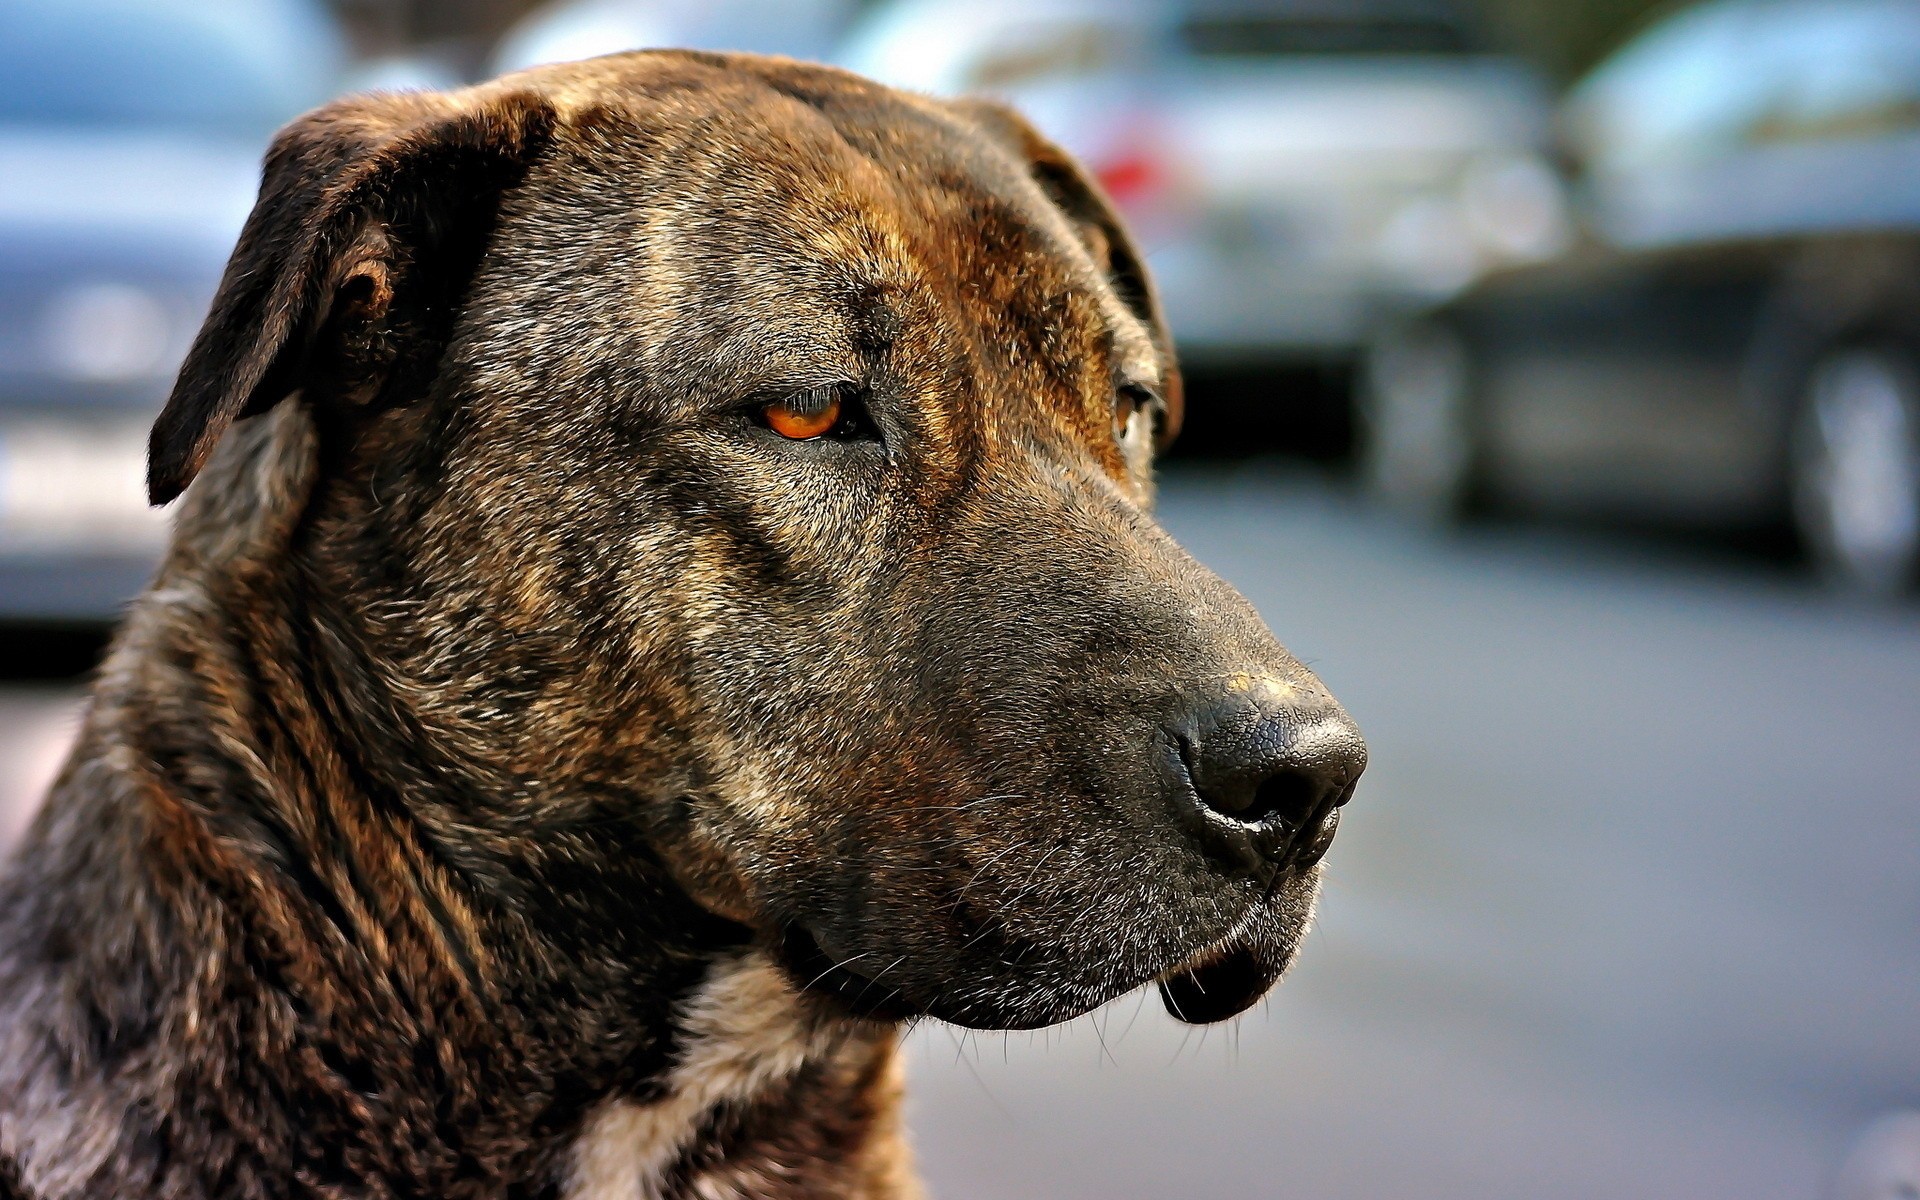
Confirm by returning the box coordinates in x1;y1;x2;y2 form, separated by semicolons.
1572;0;1920;170
0;0;344;136
494;0;854;75
1177;0;1487;56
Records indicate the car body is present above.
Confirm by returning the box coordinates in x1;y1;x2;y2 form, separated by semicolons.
839;0;1561;366
0;0;346;623
1362;0;1920;594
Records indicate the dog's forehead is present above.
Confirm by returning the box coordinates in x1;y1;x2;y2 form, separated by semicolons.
508;53;1159;389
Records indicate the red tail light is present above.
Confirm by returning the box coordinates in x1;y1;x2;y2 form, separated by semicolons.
1095;149;1166;214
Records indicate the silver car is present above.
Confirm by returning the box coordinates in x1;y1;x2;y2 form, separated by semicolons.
839;0;1562;366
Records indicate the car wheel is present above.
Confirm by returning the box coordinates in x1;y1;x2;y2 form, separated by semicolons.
1360;321;1475;523
1790;346;1920;597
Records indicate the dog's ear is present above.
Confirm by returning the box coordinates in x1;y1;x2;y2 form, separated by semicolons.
147;89;558;505
951;99;1185;449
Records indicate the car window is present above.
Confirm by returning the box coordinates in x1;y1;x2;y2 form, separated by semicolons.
0;0;344;136
839;0;1150;95
1745;2;1920;143
1176;0;1488;57
1569;0;1763;170
493;0;854;76
966;21;1138;90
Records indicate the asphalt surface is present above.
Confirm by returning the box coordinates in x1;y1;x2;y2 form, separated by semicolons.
3;467;1918;1199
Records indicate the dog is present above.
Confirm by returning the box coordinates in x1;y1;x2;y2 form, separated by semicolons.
0;51;1365;1199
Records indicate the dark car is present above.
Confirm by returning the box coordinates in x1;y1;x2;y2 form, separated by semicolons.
0;0;345;624
1360;0;1920;596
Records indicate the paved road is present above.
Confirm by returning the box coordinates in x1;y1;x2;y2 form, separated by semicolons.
899;469;1920;1200
4;467;1918;1198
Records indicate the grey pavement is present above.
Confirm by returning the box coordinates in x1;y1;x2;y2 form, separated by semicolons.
3;467;1918;1198
898;467;1920;1200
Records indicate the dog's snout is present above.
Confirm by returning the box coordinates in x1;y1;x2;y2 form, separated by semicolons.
1169;683;1366;872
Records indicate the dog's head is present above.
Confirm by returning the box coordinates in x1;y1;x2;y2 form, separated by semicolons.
148;53;1364;1031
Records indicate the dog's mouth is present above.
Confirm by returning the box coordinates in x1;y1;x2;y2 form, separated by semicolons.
779;919;1289;1029
777;925;920;1022
1156;938;1285;1025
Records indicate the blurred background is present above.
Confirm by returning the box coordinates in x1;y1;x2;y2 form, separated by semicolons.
2;0;1919;1195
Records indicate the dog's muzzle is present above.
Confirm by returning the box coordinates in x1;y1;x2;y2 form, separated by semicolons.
1152;681;1366;1023
776;677;1366;1031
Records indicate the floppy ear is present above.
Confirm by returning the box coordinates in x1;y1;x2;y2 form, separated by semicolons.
147;88;558;505
949;99;1185;449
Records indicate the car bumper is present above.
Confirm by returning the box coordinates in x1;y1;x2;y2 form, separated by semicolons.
0;410;165;623
0;552;155;624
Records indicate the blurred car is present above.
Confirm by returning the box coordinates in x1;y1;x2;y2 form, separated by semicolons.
0;0;346;623
838;0;1563;367
1361;0;1920;596
491;0;854;75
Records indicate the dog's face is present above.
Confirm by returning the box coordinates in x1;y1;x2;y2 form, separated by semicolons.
149;54;1364;1032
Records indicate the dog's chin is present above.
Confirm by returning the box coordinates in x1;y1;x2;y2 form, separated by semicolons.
774;924;1105;1030
777;923;1296;1031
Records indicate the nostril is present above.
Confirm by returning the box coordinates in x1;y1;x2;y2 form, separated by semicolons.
1239;768;1324;827
1169;694;1365;873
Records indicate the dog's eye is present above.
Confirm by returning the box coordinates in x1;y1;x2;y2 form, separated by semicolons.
1115;384;1158;439
758;384;875;443
764;388;842;440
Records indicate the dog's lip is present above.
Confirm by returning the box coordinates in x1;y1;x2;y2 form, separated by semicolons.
776;925;920;1023
1155;935;1285;1025
778;896;1295;1029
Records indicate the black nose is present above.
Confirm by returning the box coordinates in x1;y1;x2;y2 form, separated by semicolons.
1170;682;1366;873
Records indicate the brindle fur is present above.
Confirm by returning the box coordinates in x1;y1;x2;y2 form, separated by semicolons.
0;52;1360;1199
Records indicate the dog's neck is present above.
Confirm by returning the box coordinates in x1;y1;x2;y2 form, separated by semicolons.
0;415;918;1199
562;957;916;1200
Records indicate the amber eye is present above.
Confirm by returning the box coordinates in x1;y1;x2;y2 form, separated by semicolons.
763;389;844;440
